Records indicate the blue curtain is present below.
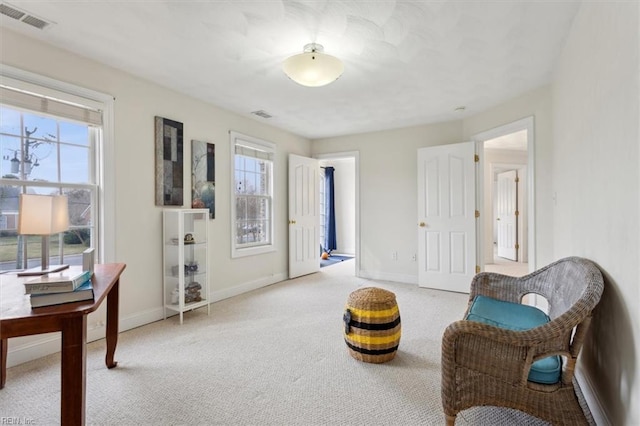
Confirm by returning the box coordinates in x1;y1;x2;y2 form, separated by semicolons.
324;167;337;253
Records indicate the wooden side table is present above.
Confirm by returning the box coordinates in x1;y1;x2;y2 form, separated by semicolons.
0;263;126;425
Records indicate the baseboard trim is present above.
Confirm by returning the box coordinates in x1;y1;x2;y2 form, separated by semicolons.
358;269;417;285
575;367;611;426
210;273;288;302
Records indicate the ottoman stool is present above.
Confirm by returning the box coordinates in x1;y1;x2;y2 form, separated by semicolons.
343;287;401;363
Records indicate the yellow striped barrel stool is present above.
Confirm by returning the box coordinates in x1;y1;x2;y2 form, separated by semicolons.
343;287;401;363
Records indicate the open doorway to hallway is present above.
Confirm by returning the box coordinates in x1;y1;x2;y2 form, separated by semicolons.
317;155;357;274
482;129;530;277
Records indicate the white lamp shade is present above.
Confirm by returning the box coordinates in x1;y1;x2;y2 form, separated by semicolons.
283;46;344;87
18;194;70;235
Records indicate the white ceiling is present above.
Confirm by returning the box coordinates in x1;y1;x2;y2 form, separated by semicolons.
0;1;581;140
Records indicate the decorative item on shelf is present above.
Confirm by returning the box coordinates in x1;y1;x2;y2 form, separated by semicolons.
170;286;180;305
184;233;195;244
184;281;202;303
171;262;199;276
17;194;71;276
185;262;198;274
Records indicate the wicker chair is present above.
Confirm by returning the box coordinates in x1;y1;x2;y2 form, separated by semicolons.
441;257;604;425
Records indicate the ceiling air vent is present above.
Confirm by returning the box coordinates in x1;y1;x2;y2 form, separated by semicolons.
251;110;272;119
0;2;53;30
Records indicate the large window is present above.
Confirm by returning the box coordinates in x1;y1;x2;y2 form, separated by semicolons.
230;131;275;258
0;70;109;271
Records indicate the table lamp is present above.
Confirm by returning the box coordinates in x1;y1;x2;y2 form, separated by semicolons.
17;194;70;276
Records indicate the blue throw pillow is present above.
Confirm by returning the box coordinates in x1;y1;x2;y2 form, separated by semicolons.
465;295;561;384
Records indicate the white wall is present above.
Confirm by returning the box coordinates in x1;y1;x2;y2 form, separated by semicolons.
312;122;463;283
2;28;312;366
551;3;639;425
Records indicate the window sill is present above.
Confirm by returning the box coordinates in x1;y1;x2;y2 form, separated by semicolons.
231;244;275;259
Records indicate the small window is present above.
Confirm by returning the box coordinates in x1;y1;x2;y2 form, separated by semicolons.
230;131;275;258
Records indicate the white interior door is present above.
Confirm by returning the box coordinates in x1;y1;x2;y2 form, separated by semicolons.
417;142;477;293
288;154;320;278
496;170;518;261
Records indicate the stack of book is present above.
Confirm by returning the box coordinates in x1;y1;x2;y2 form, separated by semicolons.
24;269;94;308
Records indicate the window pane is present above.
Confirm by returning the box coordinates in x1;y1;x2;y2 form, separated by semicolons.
236;223;244;244
251;158;261;173
248;172;258;194
257;171;267;194
235;197;246;221
234;170;242;194
247;197;258;221
23;113;57;140
62;227;92;251
59;122;89;146
60;144;90;183
0;106;21;135
27;143;59;182
0;135;21;178
64;188;92;226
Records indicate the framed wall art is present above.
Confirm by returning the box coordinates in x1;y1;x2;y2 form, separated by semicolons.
191;139;215;218
155;116;184;206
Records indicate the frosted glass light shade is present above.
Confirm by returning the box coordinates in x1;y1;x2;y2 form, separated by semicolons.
18;194;70;235
283;43;344;87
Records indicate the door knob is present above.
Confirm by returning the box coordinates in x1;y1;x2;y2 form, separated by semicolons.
289;220;296;225
419;222;426;227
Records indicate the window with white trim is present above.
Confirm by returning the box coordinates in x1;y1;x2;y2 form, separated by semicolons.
0;73;108;270
230;131;275;258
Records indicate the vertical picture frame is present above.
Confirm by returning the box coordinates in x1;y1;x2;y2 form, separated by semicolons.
191;140;215;219
155;116;184;206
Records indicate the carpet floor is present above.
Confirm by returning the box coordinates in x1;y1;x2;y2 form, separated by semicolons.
1;261;591;425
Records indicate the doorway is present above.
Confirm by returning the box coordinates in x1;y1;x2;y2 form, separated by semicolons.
474;118;535;277
316;152;358;275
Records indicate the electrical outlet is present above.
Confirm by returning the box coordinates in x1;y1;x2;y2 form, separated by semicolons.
412;253;417;261
392;251;398;261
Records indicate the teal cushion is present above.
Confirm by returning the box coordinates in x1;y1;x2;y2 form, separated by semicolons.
465;295;561;384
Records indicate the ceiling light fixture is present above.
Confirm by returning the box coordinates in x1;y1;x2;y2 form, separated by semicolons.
282;43;344;88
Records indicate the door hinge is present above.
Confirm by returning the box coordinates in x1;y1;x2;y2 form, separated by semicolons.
474;154;479;162
475;265;481;274
475;210;480;218
515;210;519;216
515;243;520;250
515;176;520;183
